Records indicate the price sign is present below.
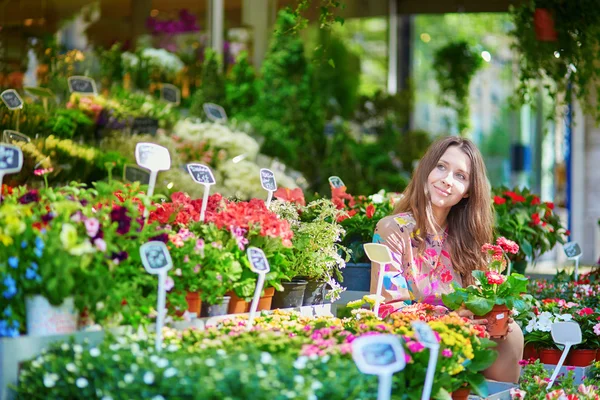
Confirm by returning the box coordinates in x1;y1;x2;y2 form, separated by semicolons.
563;242;582;259
547;322;582;389
135;142;171;172
24;86;55;99
161;84;180;105
123;164;151;185
363;243;394;317
411;322;440;400
246;247;270;330
187;163;215;185
0;144;23;173
140;241;173;353
247;247;270;274
131;117;159;136
1;89;24;110
328;176;345;189
3;130;31;144
203;103;227;123
68;76;97;96
260;168;277;191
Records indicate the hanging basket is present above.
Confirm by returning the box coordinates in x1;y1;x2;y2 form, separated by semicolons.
534;8;558;42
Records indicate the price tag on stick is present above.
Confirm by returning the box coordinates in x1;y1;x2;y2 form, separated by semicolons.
363;243;394;316
203;103;227;123
140;241;173;352
3;130;30;144
123;164;151;185
563;242;583;281
161;83;181;105
135;143;171;218
24;86;55;113
411;321;440;400
352;334;406;400
186;163;216;222
68;76;97;96
328;176;345;189
246;247;271;330
259;168;277;208
0;145;23;199
547;321;582;389
1;90;24;132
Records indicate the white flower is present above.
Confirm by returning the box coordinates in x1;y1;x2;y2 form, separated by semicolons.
257;370;268;378
151;396;165;400
260;352;273;364
124;374;134;384
311;381;323;390
371;193;384;204
150;355;159;364
112;354;121;362
66;363;77;373
164;367;177;378
558;314;573;322
96;302;105;310
76;377;89;388
321;355;330;363
205;358;216;367
131;364;139;373
525;318;536;333
216;349;226;357
89;348;100;357
293;356;308;370
238;354;248;362
143;371;155;385
109;344;120;351
167;344;179;352
73;344;83;354
294;375;305;385
101;397;113;400
43;373;58;388
61;343;70;351
156;358;168;368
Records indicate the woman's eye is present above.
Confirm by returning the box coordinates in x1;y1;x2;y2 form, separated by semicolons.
437;164;445;170
457;174;466;180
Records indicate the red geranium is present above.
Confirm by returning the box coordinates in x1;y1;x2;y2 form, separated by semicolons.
485;270;506;285
531;195;541;205
366;204;375;219
493;195;506;205
274;187;306;206
531;213;541;225
504;191;526;203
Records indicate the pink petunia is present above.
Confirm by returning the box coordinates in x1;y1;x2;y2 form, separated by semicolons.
442;349;453;358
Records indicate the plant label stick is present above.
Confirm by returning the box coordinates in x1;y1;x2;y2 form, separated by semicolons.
186;163;216;222
24;86;55;113
328;176;345;189
259;168;277;208
1;89;24;131
3;130;31;144
548;321;582;389
352;334;406;400
0;144;23;202
563;242;582;281
135;143;171;218
161;83;181;105
411;321;440;400
203;103;228;123
246;247;271;330
363;243;394;316
68;76;97;96
140;241;173;352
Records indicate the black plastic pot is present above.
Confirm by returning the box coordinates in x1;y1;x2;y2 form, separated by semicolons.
200;296;231;317
302;280;328;306
340;263;371;291
272;280;308;309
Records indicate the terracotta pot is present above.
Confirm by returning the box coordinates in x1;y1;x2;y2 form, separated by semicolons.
567;349;597;367
523;343;539;361
227;291;249;314
539;348;562;365
534;8;558;42
185;291;201;315
451;387;471;400
257;287;275;311
596;349;600;362
483;304;510;338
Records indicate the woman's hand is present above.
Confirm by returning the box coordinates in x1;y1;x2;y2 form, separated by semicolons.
456;306;488;326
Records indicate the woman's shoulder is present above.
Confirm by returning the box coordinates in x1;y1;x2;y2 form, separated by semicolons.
375;212;417;237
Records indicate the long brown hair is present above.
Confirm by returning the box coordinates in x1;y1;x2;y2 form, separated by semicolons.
393;136;493;284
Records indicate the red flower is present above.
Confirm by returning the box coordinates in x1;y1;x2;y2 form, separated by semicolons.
485;270;506;285
274;187;306;206
366;204;375;219
493;196;506;205
577;307;594;316
565;230;571;236
496;237;519;254
504;191;526;203
531;213;541;225
530;195;541;205
545;202;555;210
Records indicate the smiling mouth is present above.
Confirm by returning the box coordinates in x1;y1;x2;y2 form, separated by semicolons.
435;187;450;196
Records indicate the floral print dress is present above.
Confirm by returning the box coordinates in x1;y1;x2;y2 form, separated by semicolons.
370;212;462;305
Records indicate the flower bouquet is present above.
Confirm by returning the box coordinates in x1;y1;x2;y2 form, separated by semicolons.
442;237;530;338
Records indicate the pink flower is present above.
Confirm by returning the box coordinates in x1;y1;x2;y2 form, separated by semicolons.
593;323;600;336
84;218;100;237
509;388;526;399
545;389;566;400
442;349;453;358
496;237;519;254
404;354;413;364
94;238;106;252
578;307;595;316
165;276;174;291
193;264;201;273
406;341;425;353
34;167;53;176
485;270;506;285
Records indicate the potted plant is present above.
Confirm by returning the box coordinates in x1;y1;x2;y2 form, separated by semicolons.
570;307;600;366
442;237;530;338
493;186;569;274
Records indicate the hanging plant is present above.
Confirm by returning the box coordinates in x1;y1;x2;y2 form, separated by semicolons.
510;0;600;122
433;41;483;135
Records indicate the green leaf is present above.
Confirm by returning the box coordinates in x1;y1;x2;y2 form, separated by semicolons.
433;388;452;400
521;240;533;258
441;285;467;310
465;294;494;316
468;345;499;371
328;59;335;68
511;297;530;313
472;270;486;284
466;373;489;397
507;273;528;293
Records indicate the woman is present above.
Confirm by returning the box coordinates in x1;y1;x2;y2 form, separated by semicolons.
371;136;524;383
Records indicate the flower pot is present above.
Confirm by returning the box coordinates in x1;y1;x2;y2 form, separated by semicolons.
340;263;371;291
523;343;539;361
227;291;249;314
539;348;563;365
271;280;308;309
451;387;471;400
257;287;275;311
534;8;558;42
185;291;202;315
567;349;597;367
302;279;328;306
596;349;600;362
482;304;510;338
201;296;232;317
25;295;78;337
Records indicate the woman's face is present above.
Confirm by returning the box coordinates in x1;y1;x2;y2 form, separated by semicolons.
427;146;471;210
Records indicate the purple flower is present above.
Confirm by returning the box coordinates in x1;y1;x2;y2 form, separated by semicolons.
111;206;132;235
84;218;100;238
111;251;129;264
41;212;55;223
18;190;39;204
165;276;174;291
150;233;169;243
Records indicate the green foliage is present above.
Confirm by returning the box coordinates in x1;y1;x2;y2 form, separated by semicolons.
45;109;94;139
433;41;484;135
96;43;124;90
225;51;258;118
190;48;226;118
280;0;345;35
510;0;600;122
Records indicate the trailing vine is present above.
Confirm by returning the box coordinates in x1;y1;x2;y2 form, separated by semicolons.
278;0;345;35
